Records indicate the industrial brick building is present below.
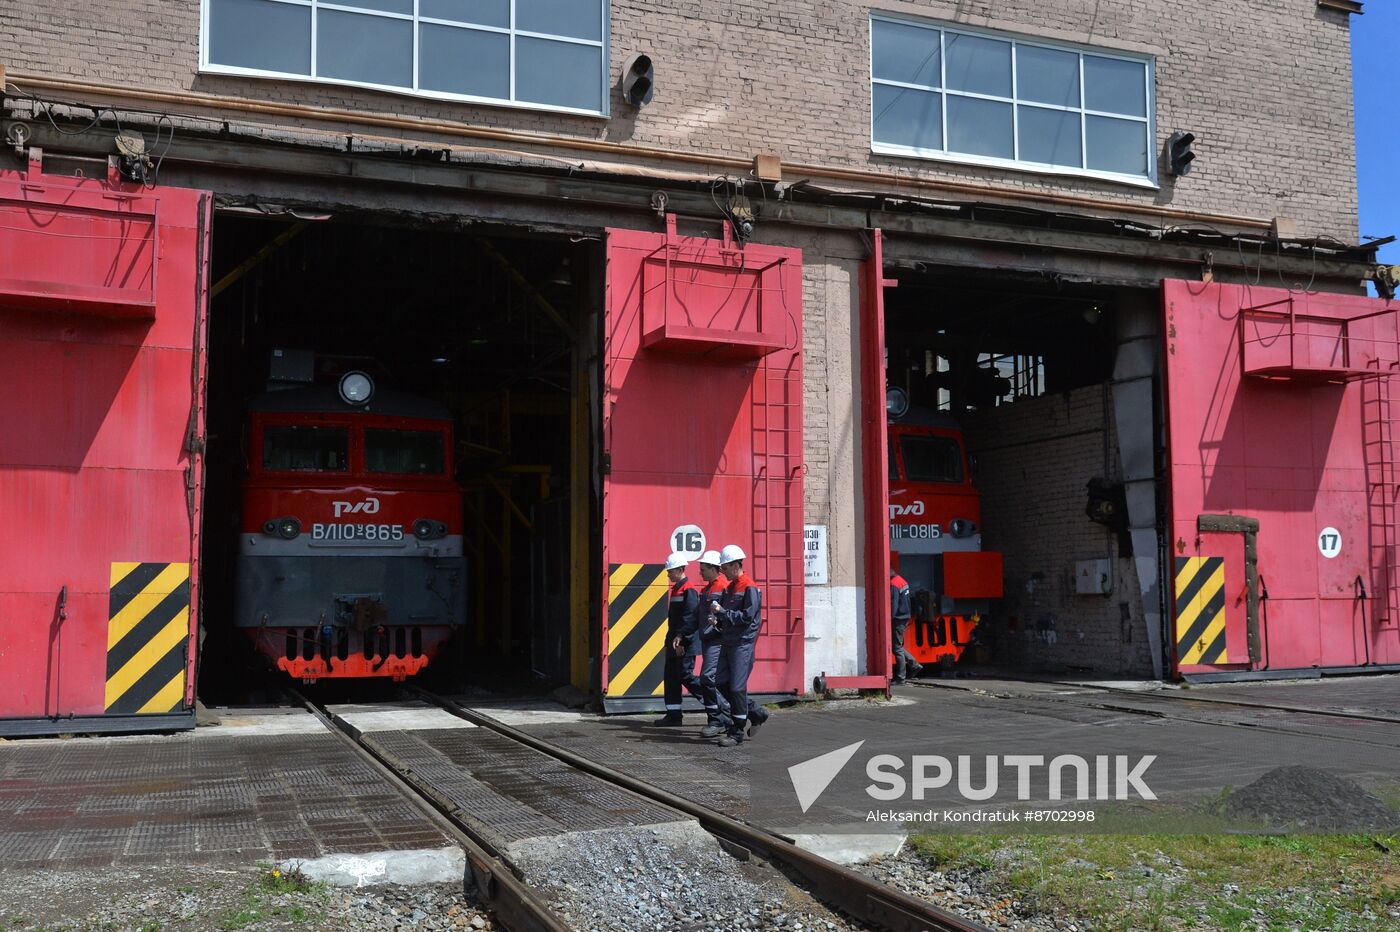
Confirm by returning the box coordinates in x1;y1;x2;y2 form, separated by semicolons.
1;0;1393;735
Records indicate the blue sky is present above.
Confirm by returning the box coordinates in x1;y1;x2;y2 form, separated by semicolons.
1355;3;1398;275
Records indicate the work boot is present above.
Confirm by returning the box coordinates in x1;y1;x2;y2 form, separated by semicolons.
909;661;925;679
717;729;744;748
653;713;684;726
701;720;728;738
747;707;769;738
891;676;906;686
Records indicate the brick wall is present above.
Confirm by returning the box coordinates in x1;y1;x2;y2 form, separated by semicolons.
0;0;1359;239
962;383;1154;676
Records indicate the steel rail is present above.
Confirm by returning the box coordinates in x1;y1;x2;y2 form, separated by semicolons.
287;690;570;932
410;687;991;932
1066;681;1400;725
906;680;1400;749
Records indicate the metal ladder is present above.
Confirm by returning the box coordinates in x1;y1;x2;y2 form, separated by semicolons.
1362;363;1400;625
750;354;803;647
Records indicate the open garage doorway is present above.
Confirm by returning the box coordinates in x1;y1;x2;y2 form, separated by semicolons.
879;267;1165;679
197;213;598;703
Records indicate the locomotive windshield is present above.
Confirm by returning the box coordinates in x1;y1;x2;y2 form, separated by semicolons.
900;435;964;483
262;425;348;471
365;428;446;475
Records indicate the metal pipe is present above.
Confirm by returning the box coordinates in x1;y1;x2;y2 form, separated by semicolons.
1259;573;1271;670
1355;574;1372;667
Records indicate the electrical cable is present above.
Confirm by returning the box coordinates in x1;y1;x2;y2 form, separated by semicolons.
1275;235;1318;294
5;81;183;186
1237;233;1265;286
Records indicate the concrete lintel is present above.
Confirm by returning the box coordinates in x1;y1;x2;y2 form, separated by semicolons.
280;846;466;887
783;832;906;865
193;709;327;737
327;704;475;737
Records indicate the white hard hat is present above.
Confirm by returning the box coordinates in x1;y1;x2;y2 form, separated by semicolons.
664;552;690;571
719;544;746;564
698;550;723;567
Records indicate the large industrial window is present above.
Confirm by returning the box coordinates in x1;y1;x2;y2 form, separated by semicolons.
870;16;1155;185
979;352;1046;405
201;0;608;115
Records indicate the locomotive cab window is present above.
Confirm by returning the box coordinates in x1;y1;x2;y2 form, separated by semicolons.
365;428;446;475
901;435;964;483
262;425;349;472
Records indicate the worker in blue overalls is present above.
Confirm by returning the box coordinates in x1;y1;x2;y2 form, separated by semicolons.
708;544;770;747
695;550;732;737
890;567;922;685
655;551;704;726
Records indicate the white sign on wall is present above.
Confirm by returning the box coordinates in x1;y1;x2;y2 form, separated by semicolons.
804;525;829;585
1318;526;1342;559
670;524;706;557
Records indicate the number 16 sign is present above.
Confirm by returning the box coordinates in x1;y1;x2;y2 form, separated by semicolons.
670;524;706;556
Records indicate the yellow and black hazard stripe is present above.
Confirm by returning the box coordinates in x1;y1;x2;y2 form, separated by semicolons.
605;563;670;698
1174;556;1229;666
106;562;191;715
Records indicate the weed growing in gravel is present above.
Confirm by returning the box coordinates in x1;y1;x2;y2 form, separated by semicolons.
258;864;313;895
219;894;263;932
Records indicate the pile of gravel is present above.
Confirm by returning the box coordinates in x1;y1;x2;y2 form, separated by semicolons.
855;847;1061;931
509;821;861;932
1224;766;1400;832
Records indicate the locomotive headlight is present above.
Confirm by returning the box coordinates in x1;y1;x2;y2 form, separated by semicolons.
338;370;374;406
263;516;301;539
886;385;910;419
949;518;977;538
413;518;447;540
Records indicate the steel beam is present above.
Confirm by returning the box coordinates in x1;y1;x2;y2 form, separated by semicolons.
6;120;1373;293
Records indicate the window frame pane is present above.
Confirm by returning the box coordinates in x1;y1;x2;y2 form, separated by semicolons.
899;436;965;484
870;14;1155;187
200;0;609;116
261;424;351;473
364;428;447;475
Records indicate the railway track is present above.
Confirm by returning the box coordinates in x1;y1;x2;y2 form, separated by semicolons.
291;690;571;932
411;688;991;932
297;686;990;932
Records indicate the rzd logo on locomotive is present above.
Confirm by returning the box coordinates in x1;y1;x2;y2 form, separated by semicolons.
889;501;926;518
332;497;382;518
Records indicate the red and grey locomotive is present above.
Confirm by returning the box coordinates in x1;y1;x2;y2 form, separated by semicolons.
235;371;466;681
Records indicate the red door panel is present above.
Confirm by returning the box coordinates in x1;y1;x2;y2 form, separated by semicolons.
1163;280;1399;676
603;220;803;701
0;164;209;729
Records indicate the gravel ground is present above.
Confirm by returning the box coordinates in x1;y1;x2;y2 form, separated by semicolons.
510;821;864;932
854;846;1064;932
0;865;495;931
